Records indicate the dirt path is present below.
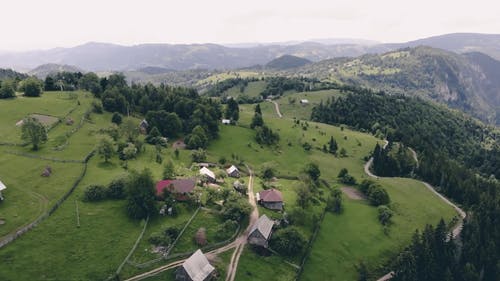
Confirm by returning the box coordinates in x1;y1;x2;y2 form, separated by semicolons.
365;142;466;281
124;165;258;281
266;99;283;118
341;187;366;200
225;165;258;281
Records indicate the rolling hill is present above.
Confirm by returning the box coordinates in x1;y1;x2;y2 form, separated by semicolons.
287;46;500;124
265;55;311;70
29;63;84;79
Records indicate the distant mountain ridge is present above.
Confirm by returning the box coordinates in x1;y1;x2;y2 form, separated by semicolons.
1;33;499;72
29;63;84;78
265;55;311;69
287;46;500;124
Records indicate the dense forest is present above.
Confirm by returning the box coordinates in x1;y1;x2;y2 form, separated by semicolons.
311;89;499;280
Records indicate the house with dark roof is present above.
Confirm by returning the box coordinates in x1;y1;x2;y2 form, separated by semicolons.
256;188;283;210
226;165;240;178
176;249;215;281
248;214;274;248
156;179;196;200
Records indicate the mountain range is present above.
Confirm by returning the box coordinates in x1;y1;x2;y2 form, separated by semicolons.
2;33;500;72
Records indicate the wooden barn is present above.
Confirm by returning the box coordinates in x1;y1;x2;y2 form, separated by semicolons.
226;165;240;178
248;214;274;248
175;249;215;281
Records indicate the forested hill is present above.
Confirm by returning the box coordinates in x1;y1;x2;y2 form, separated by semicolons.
265;55;311;69
290;46;500;125
0;68;28;80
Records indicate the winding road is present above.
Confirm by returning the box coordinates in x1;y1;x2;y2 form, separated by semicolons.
266;99;283;118
125;166;258;281
365;142;466;281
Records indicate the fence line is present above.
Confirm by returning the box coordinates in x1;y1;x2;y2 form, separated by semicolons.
116;217;150;276
0;151;95;249
4;150;85;163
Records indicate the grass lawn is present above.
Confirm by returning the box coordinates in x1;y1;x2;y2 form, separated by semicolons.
271;89;344;120
235;246;297;281
300;177;457;281
0;91;86;144
0;154;83;238
223;80;267;99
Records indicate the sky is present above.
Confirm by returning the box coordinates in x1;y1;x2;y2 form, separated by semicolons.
1;0;499;51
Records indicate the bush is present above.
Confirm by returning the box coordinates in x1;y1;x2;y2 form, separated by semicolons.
23;78;43;97
111;112;122;125
214;220;238;240
378;205;393;225
107;177;127;199
191;148;207;162
91;101;103;113
338;168;356;185
359;180;391;206
327;189;343;214
221;198;252;222
83;185;108;202
270;227;307;256
148;233;172;247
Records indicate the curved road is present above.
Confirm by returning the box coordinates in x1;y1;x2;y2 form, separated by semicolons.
125;166;258;281
266;99;283;118
365;142;466;281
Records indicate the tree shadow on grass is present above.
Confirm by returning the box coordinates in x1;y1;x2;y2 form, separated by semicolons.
97;161;118;170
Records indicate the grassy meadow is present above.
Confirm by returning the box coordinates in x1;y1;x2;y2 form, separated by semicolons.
0;89;459;281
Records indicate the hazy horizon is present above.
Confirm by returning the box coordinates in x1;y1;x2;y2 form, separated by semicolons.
1;0;499;52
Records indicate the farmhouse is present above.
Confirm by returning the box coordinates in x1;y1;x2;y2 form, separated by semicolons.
199;167;216;183
221;119;231;125
156;179;196;200
300;99;309;105
248;214;274;248
226;165;240;178
0;180;6;201
175;249;215;281
139;119;148;134
256;188;283;210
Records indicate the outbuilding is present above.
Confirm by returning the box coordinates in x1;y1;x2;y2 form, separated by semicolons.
0;180;6;201
226;165;240;178
248;214;274;248
175;249;215;281
199;167;216;183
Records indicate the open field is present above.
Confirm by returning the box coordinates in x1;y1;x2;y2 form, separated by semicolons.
0;90;459;281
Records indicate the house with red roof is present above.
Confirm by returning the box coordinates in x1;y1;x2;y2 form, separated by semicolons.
156;179;196;200
256;188;283;210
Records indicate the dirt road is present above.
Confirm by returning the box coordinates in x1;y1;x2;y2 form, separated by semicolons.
225;165;259;281
267;99;283;118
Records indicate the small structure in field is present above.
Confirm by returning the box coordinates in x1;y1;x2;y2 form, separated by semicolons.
233;180;246;194
257;188;283;211
65;118;74;125
156;179;196;201
199;167;216;183
195;228;207;246
139;119;149;134
176;249;215;281
221;119;231;125
226;165;240;178
300;99;309;105
248;214;274;248
173;140;187;150
0;180;6;201
41;166;52;177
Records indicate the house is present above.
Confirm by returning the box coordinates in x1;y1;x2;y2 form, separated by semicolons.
226;165;240;178
176;249;215;281
0;180;6;201
248;214;274;248
300;99;309;105
221;119;231;125
139;119;149;134
199;167;216;183
156;179;196;200
257;188;283;210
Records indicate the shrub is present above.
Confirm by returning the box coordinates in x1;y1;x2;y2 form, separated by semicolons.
338;168;356;185
270;227;306;256
327;189;344;214
148;233;172;247
378;205;393;225
214;220;238;240
111;112;122;125
359;180;391;206
107;178;126;199
221;198;252;222
83;185;108;202
91;101;103;113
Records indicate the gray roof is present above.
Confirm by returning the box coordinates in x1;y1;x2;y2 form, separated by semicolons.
182;249;215;281
250;214;274;239
0;180;6;191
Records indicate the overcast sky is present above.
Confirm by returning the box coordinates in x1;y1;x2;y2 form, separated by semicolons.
1;0;499;51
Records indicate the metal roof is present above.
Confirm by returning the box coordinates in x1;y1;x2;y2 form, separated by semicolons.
250;214;274;239
182;249;215;281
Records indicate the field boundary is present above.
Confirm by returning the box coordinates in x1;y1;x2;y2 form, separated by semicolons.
115;217;150;276
4;150;85;163
0;151;95;249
